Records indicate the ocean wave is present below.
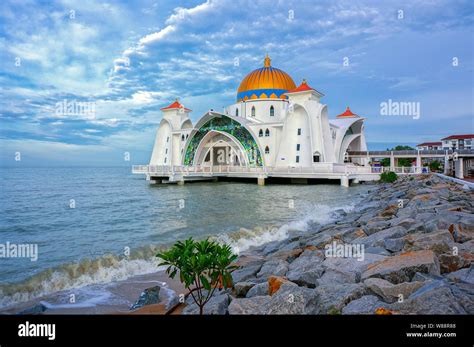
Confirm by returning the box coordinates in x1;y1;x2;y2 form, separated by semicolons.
213;201;357;254
0;246;164;309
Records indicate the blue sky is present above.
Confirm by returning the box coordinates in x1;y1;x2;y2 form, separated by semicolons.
0;0;473;166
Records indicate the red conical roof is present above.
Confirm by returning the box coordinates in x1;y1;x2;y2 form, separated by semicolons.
336;106;358;118
161;100;192;112
286;79;315;94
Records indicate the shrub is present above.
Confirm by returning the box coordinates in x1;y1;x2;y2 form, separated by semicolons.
380;171;397;183
429;160;441;172
156;238;238;315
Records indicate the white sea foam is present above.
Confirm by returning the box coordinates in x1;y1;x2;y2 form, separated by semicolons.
213;201;356;254
0;257;163;309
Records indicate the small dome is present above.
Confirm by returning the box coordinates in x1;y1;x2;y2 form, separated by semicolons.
237;54;296;102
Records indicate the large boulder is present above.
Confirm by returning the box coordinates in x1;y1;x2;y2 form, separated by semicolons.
361;250;440;284
315;283;367;314
263;283;320;314
233;282;255;298
446;265;474;284
353;226;407;248
438;253;469;274
286;254;324;288
342;295;389;314
246;282;269;298
183;292;231;315
364;278;425;303
404;230;455;254
391;281;467;314
322;253;387;283
268;276;296;295
228;296;271;314
256;259;289;278
232;263;262;283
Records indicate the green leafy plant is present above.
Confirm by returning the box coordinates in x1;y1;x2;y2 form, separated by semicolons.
156;238;239;315
429;160;441;172
380;171;397;183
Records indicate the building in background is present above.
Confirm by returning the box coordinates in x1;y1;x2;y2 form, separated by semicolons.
441;134;474;150
416;142;442;150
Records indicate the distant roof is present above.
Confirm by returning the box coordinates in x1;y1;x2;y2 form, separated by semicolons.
441;134;474;140
161;100;192;112
417;142;442;147
336;106;359;118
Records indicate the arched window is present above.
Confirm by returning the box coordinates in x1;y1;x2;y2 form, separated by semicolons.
235;108;239;117
251;106;256;117
265;128;270;137
259;129;263;137
186;134;189;139
313;152;321;163
181;134;185;141
270;105;274;117
265;146;270;154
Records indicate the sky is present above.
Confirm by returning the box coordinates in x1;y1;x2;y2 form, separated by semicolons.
0;0;473;166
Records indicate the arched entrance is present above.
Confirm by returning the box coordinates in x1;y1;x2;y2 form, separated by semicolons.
183;114;263;166
194;131;248;166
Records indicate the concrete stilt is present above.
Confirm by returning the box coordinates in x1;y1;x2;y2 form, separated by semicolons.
340;176;349;187
257;177;265;186
177;180;185;186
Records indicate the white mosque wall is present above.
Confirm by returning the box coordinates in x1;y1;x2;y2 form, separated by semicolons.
150;119;172;165
275;104;312;167
226;99;288;123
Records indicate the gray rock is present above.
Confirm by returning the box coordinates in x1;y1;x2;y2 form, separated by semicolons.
384;237;406;252
364;277;425;303
365;246;391;256
342;295;389;314
246;282;269;298
183;292;230;315
354;226;407;248
392;283;466;314
361;250;440;284
228;296;270;314
256;259;289;278
363;220;392;235
232;264;262;283
286;254;324;287
315;283;367;314
130;286;161;310
446;265;474;284
234;282;255;297
263;283;320;314
306;233;333;248
323;253;387;283
449;282;474;313
388;217;416;229
18;303;48;315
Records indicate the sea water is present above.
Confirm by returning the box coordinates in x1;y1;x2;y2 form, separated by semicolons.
0;166;367;309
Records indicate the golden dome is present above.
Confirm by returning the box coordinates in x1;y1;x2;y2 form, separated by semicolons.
237;54;296;102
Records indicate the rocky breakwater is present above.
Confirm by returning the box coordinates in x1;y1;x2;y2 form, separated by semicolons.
185;174;474;314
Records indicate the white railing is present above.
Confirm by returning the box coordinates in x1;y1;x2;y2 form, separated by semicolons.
133;164;375;176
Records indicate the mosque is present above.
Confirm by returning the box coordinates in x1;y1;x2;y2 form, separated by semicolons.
138;55;371;185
